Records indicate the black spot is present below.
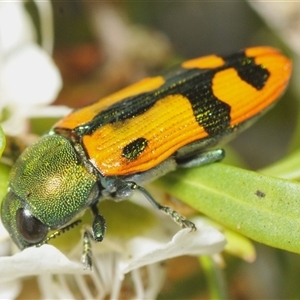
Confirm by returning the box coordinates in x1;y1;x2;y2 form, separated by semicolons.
255;190;266;198
122;138;148;161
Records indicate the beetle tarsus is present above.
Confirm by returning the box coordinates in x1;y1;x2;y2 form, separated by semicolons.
81;230;93;270
159;205;197;231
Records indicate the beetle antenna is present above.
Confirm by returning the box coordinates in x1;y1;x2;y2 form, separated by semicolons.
36;219;82;247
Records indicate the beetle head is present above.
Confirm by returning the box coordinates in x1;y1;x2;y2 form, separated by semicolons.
1;134;98;249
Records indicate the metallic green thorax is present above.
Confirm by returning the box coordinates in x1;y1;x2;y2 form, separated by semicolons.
1;134;97;249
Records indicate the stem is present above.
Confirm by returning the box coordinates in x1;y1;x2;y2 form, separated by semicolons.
199;255;228;300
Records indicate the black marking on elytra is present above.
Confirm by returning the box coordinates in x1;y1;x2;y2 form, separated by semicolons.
75;49;270;137
122;137;148;161
222;50;270;90
179;72;231;135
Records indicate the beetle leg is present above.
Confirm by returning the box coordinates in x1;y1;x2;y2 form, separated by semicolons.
81;229;93;270
177;148;225;168
81;204;106;270
90;204;107;242
129;182;196;231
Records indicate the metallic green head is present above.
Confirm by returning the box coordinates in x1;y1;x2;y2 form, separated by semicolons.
1;134;98;249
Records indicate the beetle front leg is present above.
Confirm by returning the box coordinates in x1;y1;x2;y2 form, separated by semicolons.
81;204;107;269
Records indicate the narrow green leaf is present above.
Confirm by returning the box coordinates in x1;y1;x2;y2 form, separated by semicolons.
0;126;5;157
154;163;300;254
205;219;256;262
223;229;256;262
0;163;10;204
260;149;300;180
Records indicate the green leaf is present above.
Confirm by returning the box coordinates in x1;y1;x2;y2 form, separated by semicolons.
0;163;10;207
154;163;300;254
260;149;300;180
0;126;5;157
223;228;256;262
0;163;10;205
0;128;9;205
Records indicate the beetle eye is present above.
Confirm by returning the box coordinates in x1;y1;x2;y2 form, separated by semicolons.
16;208;48;245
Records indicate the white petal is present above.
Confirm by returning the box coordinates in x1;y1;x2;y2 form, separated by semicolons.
0;240;10;257
26;105;72;119
0;2;35;54
0;245;86;284
0;279;22;300
120;218;226;274
33;0;54;55
0;219;10;259
143;263;166;299
0;219;9;242
1;44;62;106
0;107;29;136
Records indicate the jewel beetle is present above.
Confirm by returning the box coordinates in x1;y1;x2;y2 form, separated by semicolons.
1;46;292;267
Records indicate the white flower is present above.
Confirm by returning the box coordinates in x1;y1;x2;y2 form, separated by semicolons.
248;1;300;55
0;213;225;299
0;1;68;136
